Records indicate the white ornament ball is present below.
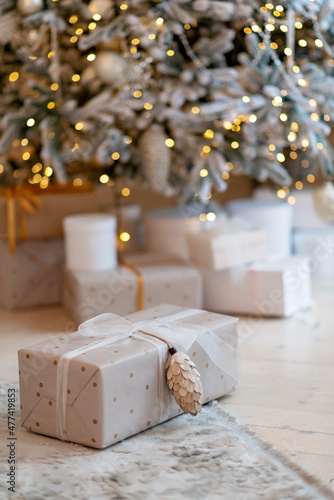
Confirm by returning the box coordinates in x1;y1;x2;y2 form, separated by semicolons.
88;0;113;18
313;182;334;224
17;0;43;15
94;51;127;84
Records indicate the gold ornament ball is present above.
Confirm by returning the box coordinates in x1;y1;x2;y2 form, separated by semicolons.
94;51;127;84
17;0;43;15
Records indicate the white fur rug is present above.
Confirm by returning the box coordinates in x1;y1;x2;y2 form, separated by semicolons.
0;384;333;500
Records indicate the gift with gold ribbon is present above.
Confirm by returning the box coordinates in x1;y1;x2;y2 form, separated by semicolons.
4;187;44;254
0;183;96;253
18;303;238;448
64;252;203;325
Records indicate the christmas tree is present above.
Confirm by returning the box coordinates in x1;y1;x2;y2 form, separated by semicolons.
0;0;334;203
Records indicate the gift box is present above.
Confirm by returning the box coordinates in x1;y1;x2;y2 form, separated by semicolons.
200;255;312;317
63;214;118;272
293;227;334;277
144;204;227;261
253;187;328;229
18;303;238;449
227;199;293;259
0;238;64;309
187;218;268;270
0;185;97;250
64;253;203;325
105;204;145;253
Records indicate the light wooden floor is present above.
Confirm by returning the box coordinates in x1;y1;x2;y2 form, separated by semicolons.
1;279;333;491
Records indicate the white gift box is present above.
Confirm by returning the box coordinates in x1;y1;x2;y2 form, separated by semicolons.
253;187;328;229
293;228;334;277
63;214;118;272
227;199;293;259
200;255;312;317
18;304;238;449
187;218;268;270
64;253;203;325
144;205;227;261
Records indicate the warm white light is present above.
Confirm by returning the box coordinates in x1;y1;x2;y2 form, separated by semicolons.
121;187;130;197
119;232;130;242
9;72;19;82
45;167;53;177
311;113;319;121
277;189;286;198
206;212;216;222
165;138;174;148
99;174;109;183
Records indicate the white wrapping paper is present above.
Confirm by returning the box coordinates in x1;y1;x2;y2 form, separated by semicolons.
144;205;227;261
187;218;268;270
227;199;293;259
0;238;64;309
200;255;312;317
64;253;203;325
293;228;334;277
18;304;238;449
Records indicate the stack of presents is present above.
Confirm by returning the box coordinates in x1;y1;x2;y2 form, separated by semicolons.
2;184;324;448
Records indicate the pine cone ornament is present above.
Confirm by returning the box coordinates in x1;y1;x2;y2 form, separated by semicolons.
139;124;171;195
166;347;203;416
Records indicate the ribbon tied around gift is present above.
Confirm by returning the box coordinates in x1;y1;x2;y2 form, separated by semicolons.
5;187;43;254
56;310;238;441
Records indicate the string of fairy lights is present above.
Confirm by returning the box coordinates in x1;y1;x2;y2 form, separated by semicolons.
1;0;333;223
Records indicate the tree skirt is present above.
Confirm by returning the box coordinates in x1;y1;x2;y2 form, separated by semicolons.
0;384;333;500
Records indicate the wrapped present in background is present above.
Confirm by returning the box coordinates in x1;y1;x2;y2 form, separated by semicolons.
18;303;238;449
293;228;334;277
200;255;312;318
105;204;145;254
144;204;226;261
0;185;97;251
227;199;293;259
63;214;118;272
64;253;203;325
0;238;64;309
187;217;268;270
253;186;329;229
